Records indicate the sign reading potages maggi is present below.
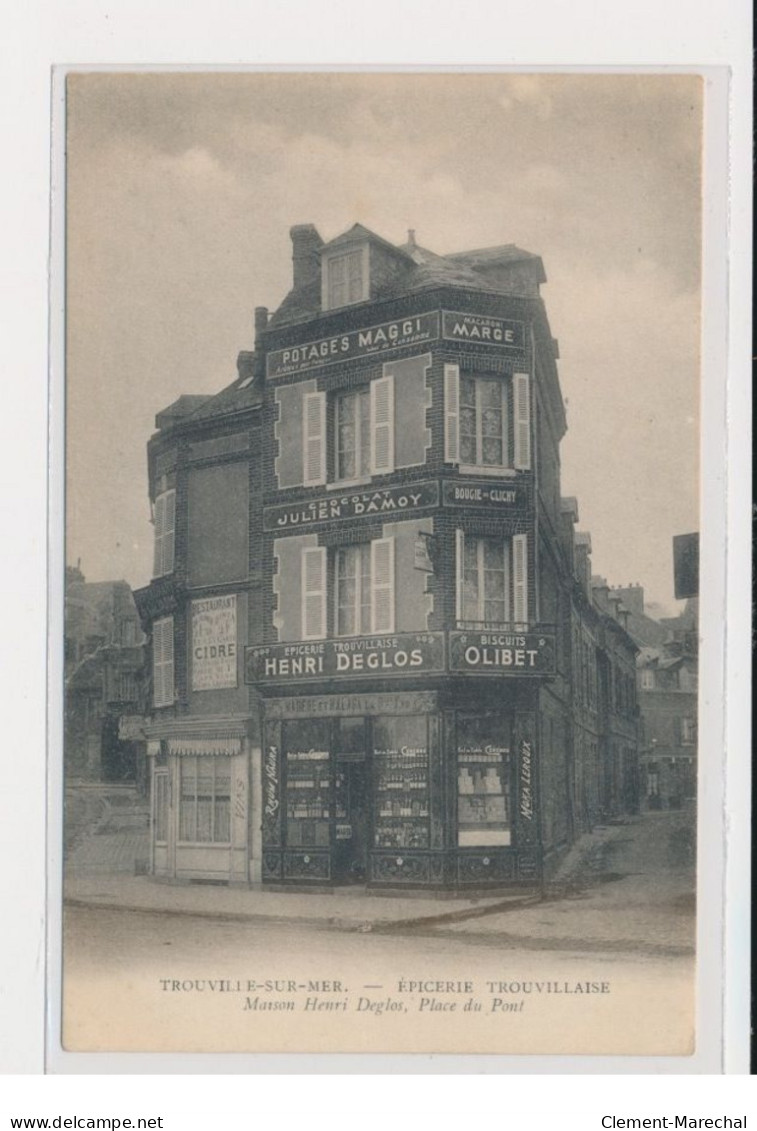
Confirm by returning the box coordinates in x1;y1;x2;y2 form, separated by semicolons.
449;631;556;675
266;312;439;378
246;632;445;684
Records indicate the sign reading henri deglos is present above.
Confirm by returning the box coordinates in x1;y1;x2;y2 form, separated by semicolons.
191;594;238;690
246;632;445;683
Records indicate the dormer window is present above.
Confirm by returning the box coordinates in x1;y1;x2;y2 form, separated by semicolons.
322;246;369;311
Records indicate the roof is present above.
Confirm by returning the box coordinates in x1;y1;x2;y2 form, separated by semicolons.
269;224;548;328
155;395;212;429
179;376;262;424
323;223;414;262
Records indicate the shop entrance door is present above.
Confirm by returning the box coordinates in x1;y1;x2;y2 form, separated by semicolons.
334;758;368;884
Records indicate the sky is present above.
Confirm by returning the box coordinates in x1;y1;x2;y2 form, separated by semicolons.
65;72;702;614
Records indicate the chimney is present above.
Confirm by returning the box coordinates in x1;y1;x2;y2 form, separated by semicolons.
254;306;269;344
407;229;417;249
290;224;324;288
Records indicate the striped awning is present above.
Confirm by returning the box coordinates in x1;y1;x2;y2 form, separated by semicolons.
167;736;242;758
146;741;162;758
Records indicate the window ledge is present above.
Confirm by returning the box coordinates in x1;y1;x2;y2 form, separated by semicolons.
326;477;373;492
457;465;518;478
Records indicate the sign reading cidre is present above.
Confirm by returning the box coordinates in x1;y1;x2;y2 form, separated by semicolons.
246;632;445;684
191;594;238;690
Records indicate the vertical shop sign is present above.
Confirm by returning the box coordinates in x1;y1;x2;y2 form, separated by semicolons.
520;739;534;821
263;744;280;843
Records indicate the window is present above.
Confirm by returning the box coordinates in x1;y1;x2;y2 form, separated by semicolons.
325;249;366;310
336;543;372;636
333;538;395;637
153;770;169;843
460;375;508;467
640;669;655;690
301;537;395;641
445;365;531;470
374;716;429;849
335;388;370;481
152;616;174;707
118;672;138;702
456;531;528;626
680;717;696;744
456;714;511;847
303;373;395;488
178;757;231;843
153;490;176;577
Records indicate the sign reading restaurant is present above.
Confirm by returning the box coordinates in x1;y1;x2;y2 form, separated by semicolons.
267;312;439;379
246;632;445;684
264;481;439;531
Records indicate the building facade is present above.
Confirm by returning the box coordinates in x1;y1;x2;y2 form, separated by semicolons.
135;222;640;890
65;566;147;787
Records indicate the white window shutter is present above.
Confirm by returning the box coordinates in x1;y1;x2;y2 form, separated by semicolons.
370;375;395;475
513;373;531;470
153;617;174;707
164;619;174;704
153;494;165;576
302;392;326;486
444;364;460;463
301;547;327;639
512;534;529;625
455;529;465;622
163;490;176;573
371;537;395;634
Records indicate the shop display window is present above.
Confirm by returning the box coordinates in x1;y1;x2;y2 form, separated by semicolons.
283;719;331;847
373;715;429;849
457;714;511;846
178;756;231;844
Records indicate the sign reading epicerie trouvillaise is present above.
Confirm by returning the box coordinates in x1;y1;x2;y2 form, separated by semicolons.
191;594;238;690
246;632;445;684
266;312;439;379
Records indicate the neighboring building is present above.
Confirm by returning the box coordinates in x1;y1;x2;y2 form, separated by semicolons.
617;585;698;808
65;566;147;786
135;221;640;890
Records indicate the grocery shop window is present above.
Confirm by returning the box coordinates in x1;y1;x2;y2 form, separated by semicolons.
456;714;511;847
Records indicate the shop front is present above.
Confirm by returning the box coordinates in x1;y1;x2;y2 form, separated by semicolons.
146;718;259;884
257;684;541;890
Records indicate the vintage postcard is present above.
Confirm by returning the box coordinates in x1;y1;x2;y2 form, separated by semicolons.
54;70;719;1063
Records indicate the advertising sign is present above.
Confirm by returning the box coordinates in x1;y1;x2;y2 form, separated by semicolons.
264;481;439;531
266;312;439;378
246;632;445;684
441;480;523;510
191;594;238;690
442;310;525;351
449;630;556;676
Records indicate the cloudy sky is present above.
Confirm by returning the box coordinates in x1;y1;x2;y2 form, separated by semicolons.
65;72;701;613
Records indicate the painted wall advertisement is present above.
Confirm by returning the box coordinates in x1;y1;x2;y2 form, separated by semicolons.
191;594;238;690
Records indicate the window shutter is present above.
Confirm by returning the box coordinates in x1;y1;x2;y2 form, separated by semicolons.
301;546;327;640
455;529;465;622
302;392;326;486
153;617;174;707
444;364;460;463
370;375;394;475
512;534;529;625
513;372;531;470
371;537;395;634
153;494;165;576
163;490;176;574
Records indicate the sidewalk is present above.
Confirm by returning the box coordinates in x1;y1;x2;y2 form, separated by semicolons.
64;871;537;932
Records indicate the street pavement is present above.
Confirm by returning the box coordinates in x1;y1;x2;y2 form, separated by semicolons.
63;809;695;954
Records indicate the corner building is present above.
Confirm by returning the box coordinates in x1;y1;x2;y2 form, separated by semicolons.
137;221;639;890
